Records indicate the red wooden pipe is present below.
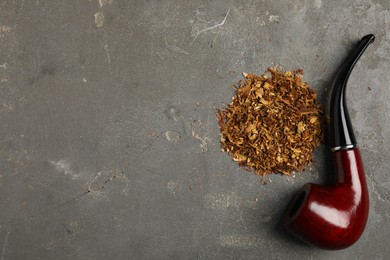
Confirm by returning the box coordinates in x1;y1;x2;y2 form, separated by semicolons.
283;34;375;250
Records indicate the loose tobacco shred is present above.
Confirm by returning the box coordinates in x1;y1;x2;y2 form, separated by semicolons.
217;67;324;176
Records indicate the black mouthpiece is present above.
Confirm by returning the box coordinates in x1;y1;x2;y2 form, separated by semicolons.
330;34;375;151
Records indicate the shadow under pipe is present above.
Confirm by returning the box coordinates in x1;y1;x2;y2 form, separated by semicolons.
283;34;375;250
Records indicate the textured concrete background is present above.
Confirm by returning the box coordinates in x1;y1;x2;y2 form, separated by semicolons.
0;0;389;259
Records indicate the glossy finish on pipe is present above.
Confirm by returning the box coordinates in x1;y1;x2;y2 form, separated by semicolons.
284;149;368;249
283;34;375;250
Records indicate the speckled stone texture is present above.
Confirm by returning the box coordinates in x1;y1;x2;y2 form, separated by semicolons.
0;0;389;259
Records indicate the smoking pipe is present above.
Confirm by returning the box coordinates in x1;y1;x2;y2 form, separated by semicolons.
282;34;375;250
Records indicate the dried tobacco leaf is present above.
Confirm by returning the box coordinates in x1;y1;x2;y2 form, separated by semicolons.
217;67;324;176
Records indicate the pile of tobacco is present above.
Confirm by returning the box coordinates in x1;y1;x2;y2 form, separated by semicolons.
217;67;324;176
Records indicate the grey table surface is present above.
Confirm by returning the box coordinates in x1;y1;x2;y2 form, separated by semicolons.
1;0;389;259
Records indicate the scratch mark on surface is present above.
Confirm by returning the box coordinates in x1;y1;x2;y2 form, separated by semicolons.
99;0;113;7
103;43;111;65
47;22;70;28
1;228;11;260
135;131;164;161
168;106;180;121
88;169;127;192
88;172;108;192
200;8;230;33
165;130;182;143
56;169;130;207
166;45;189;55
94;12;104;28
54;191;89;209
86;169;131;199
190;8;231;45
191;120;212;153
0;63;7;69
192;130;210;152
